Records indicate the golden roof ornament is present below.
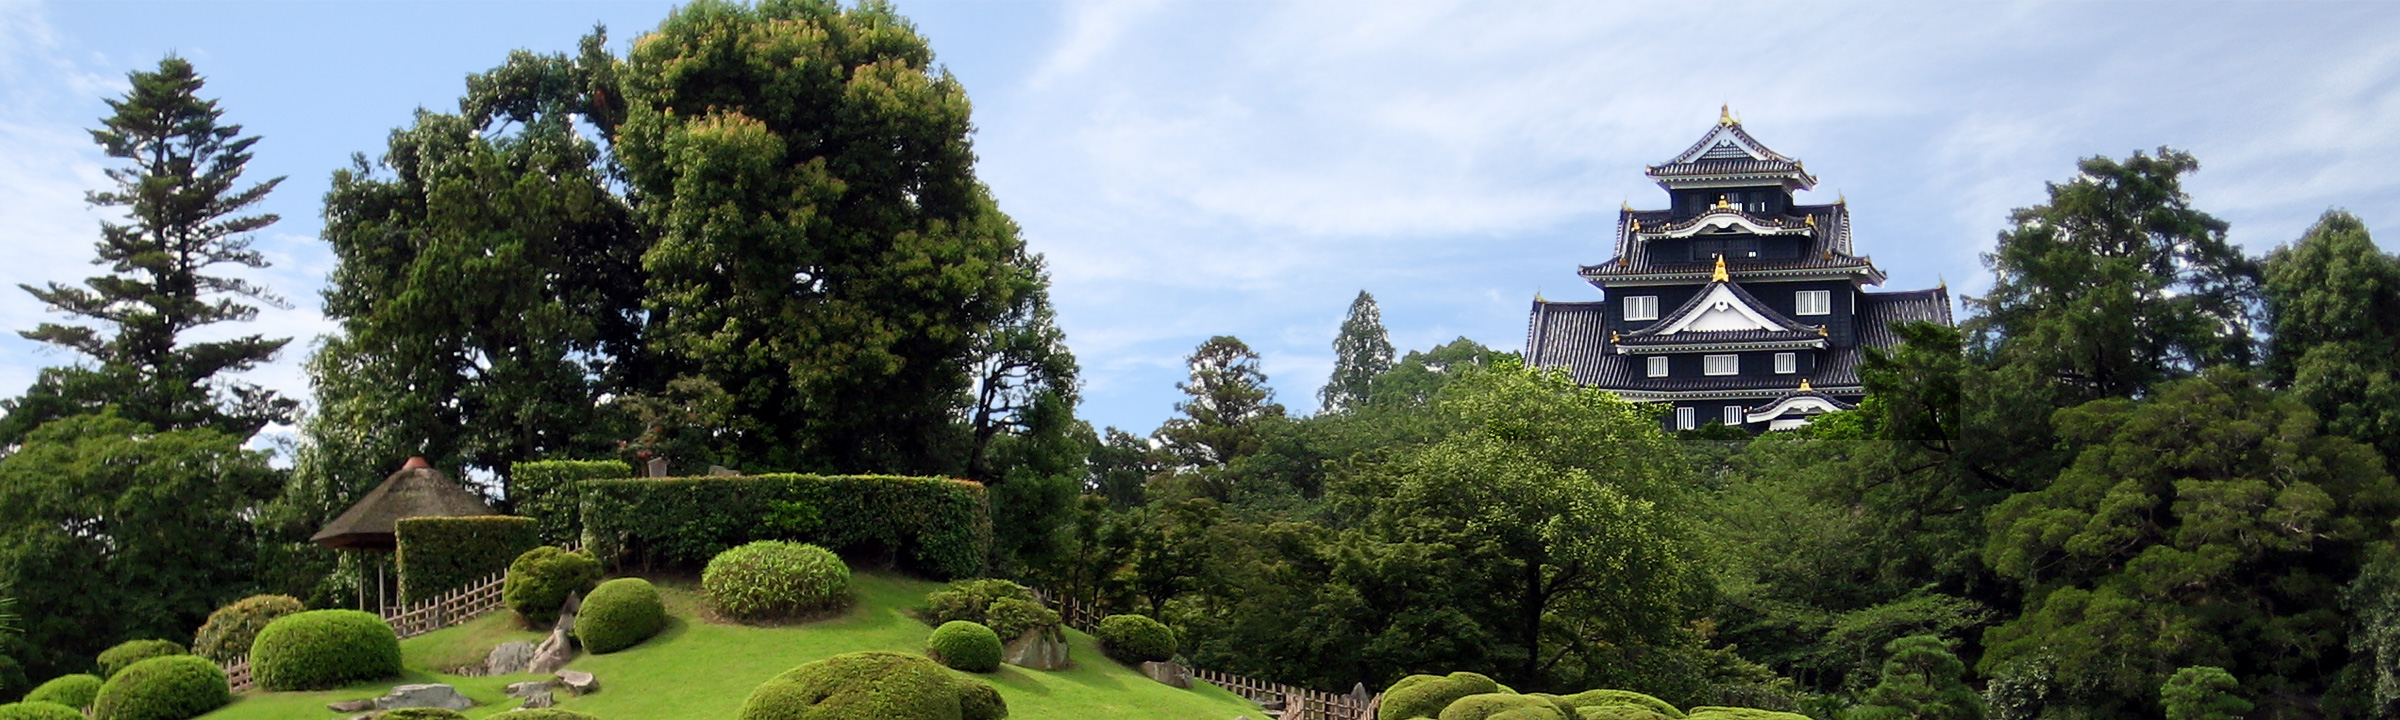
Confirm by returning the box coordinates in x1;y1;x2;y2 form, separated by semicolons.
1818;325;1829;337
1630;218;1642;232
1715;195;1730;209
1712;254;1729;282
1610;330;1621;343
1720;104;1734;125
1799;379;1813;391
1805;214;1817;227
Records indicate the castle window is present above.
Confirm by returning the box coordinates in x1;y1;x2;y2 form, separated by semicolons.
1676;406;1697;430
1774;352;1796;374
1724;406;1744;426
1704;354;1739;375
1796;290;1831;315
1625;295;1659;322
1647;356;1669;377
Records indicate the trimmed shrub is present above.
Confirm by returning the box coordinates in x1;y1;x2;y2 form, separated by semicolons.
927;621;1003;673
924;580;1058;640
704;541;851;620
494;710;600;720
738;651;982;720
377;710;467;720
1492;710;1566;720
1380;672;1503;720
249;610;402;691
957;677;1007;720
512;459;634;544
505;546;603;626
1683;708;1811;720
90;656;226;720
1562;690;1683;719
95;641;183;680
192;594;303;663
22;674;101;708
0;702;84;720
397;516;541;604
1094;614;1175;664
577;578;667;654
581;474;990;579
1580;706;1671;720
1440;694;1569;720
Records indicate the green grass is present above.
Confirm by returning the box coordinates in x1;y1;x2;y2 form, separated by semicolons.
197;573;1261;720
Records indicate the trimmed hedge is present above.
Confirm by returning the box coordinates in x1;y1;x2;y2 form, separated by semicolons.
1561;690;1682;719
90;656;226;720
192;595;303;663
738;651;995;720
1580;706;1670;720
0;702;84;720
397;515;541;604
513;460;634;545
577;578;667;654
1380;672;1503;720
505;546;602;626
493;710;600;720
1095;614;1175;664
703;541;851;620
927;621;1003;673
377;710;467;720
957;678;1007;720
1439;693;1568;720
249;610;402;691
581;474;990;579
22;674;101;708
1682;708;1809;720
96;641;183;680
923;580;1058;640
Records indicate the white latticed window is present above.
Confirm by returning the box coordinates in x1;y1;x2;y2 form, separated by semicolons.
1648;356;1669;377
1675;406;1696;430
1774;352;1796;374
1625;295;1659;322
1796;290;1831;315
1724;406;1743;426
1704;354;1739;375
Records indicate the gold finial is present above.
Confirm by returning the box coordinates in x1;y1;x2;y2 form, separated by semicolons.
1535;287;1546;303
1938;274;1948;290
1610;330;1621;343
1712;254;1729;282
1799;379;1813;391
1818;325;1828;337
1630;218;1642;232
1804;214;1817;228
1622;200;1632;212
1714;195;1730;209
1837;190;1846;205
1720;104;1733;125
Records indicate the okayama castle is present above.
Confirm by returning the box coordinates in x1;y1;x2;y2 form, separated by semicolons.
1525;110;1952;432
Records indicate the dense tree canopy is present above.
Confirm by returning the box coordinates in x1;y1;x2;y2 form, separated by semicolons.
2263;210;2400;467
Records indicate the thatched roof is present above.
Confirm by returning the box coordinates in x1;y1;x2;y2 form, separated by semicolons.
310;457;498;551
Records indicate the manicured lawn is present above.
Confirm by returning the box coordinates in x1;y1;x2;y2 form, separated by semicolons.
197;573;1262;720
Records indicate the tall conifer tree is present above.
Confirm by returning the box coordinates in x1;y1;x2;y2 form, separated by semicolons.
1319;290;1394;415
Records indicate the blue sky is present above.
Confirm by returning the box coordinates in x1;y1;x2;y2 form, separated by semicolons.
4;1;2399;449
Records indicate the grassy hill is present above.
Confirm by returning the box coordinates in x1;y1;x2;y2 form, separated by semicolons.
196;573;1262;720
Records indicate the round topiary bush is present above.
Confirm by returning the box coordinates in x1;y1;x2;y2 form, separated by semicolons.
493;710;601;720
89;656;226;720
506;546;602;626
95;641;183;680
0;702;84;720
1682;708;1810;720
922;580;1059;640
1439;693;1564;720
22;674;102;709
191;594;303;663
738;651;994;720
376;710;467;720
249;609;402;691
1562;690;1683;719
703;541;851;621
956;677;1008;720
926;621;1003;673
576;577;667;654
1580;706;1671;720
1094;614;1175;664
1379;672;1503;720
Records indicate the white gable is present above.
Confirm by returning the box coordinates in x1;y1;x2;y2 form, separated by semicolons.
1657;284;1780;335
1667;125;1768;165
1747;395;1849;425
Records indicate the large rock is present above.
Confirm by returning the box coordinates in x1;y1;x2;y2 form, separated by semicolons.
528;628;575;675
326;699;375;712
557;669;600;696
518;690;556;709
1140;660;1193;688
487;641;537;675
373;683;476;711
1003;625;1071;670
506;679;557;699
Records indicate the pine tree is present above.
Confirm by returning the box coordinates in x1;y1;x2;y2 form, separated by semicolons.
1318;290;1394;415
1157;336;1284;469
8;57;291;441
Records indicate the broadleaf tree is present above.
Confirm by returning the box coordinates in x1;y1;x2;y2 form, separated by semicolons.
2262;210;2400;467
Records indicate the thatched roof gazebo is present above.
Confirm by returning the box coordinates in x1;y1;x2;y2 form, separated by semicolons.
312;457;496;610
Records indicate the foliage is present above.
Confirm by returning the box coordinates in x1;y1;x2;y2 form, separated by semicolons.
190;595;301;663
956;677;1007;720
1965;147;2258;404
4;56;292;445
982;390;1093;578
491;711;599;720
1380;672;1504;720
1682;708;1810;720
248;610;401;691
95;642;182;680
1439;693;1567;720
2262;210;2400;467
1154;336;1286;499
512;461;634;545
580;474;989;579
736;651;986;720
1980;368;2399;717
1322;291;1397;415
0;412;275;679
1842;636;1982;720
89;655;226;720
395;516;540;603
576;578;667;654
964;258;1080;487
2344;541;2400;718
703;541;852;620
504;546;602;626
375;710;466;720
927;621;1003;673
1086;429;1159;509
1366;338;1504;409
2159;666;2249;720
1096;614;1176;664
0;702;81;720
21;674;100;709
923;580;1058;641
1559;690;1682;719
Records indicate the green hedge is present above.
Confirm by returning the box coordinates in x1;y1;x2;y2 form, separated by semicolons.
96;641;183;680
576;578;666;654
1095;614;1175;664
923;579;1058;640
192;595;303;663
513;460;634;545
0;702;84;720
738;651;996;720
396;515;540;604
957;678;1007;720
249;610;401;691
1380;672;1502;720
1682;708;1809;720
581;474;989;579
927;621;1002;673
1439;693;1567;720
22;674;100;708
90;656;226;720
505;546;603;626
703;541;851;620
1561;690;1682;719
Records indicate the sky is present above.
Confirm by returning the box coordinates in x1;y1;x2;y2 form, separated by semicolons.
3;0;2399;450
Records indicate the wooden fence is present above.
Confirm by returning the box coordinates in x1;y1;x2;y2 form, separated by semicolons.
1035;588;1381;720
222;656;253;694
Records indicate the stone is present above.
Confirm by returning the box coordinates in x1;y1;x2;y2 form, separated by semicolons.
1140;660;1193;689
529;628;575;675
486;641;537;675
556;669;600;696
1002;625;1071;670
326;699;376;712
373;683;475;712
505;679;557;699
518;690;556;709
